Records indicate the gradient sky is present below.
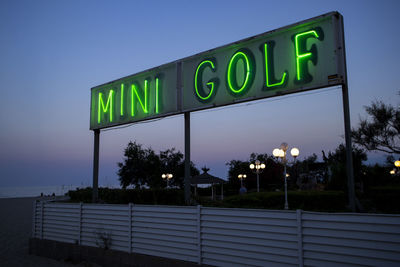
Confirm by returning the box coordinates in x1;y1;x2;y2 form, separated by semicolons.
1;0;399;187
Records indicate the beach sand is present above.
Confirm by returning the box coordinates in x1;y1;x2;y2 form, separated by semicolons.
0;197;76;266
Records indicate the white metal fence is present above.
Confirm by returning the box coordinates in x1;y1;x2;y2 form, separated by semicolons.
32;201;400;266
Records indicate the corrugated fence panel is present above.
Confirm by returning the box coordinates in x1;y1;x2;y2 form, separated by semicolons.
201;207;299;267
42;203;80;243
131;205;198;263
81;204;129;252
33;200;400;267
302;212;400;267
32;200;43;238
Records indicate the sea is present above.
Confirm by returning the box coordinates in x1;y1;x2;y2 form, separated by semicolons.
0;185;79;198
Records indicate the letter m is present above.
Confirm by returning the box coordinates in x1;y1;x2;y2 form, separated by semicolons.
98;90;115;123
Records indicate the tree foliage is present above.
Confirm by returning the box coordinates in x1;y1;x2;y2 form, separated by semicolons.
322;144;367;190
117;141;199;189
226;153;283;193
352;100;400;154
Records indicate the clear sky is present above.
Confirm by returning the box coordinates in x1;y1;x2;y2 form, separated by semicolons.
0;0;399;187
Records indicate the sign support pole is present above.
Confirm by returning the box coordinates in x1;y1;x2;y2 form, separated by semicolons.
184;112;191;204
92;129;100;203
339;13;356;212
342;83;356;212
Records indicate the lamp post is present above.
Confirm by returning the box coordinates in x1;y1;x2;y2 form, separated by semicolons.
238;174;247;187
272;143;299;210
249;160;266;192
391;160;400;175
395;160;400;169
161;173;173;188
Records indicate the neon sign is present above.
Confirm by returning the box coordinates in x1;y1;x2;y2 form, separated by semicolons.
91;12;345;130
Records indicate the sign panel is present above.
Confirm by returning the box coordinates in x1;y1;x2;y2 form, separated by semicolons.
90;63;178;130
90;12;345;130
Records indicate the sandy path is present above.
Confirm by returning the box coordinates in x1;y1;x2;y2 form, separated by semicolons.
0;197;76;266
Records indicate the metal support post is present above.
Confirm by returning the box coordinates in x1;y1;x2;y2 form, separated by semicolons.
256;172;259;193
184;112;191;204
197;205;202;265
342;83;356;211
296;209;303;267
32;200;37;238
92;129;100;203
129;203;133;253
337;14;356;212
284;164;288;210
41;201;44;239
79;202;83;244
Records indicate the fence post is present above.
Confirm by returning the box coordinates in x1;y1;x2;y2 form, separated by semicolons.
296;209;303;267
79;202;83;245
41;201;44;239
197;205;202;265
32;200;37;238
129;203;133;253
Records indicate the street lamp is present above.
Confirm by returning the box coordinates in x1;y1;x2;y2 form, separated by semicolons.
238;174;247;187
272;143;299;210
391;160;400;175
161;173;173;188
249;160;266;192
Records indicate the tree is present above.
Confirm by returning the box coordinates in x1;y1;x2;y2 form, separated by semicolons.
352;100;400;154
160;148;199;189
322;144;367;190
226;153;282;193
117;141;199;189
117;142;161;189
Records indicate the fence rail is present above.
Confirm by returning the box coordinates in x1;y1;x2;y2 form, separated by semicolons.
32;201;400;266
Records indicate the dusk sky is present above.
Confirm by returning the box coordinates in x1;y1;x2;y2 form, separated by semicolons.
1;0;399;188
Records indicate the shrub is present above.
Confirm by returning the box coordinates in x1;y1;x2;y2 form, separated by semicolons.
203;191;348;211
68;187;185;205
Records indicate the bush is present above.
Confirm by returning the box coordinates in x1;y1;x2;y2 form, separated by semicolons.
68;187;185;205
199;191;348;212
362;186;400;213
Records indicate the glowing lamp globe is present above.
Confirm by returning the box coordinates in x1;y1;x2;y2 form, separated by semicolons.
395;161;400;168
250;164;255;169
272;148;280;158
291;148;300;158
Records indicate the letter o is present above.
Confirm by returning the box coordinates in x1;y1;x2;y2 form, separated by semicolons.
226;49;255;95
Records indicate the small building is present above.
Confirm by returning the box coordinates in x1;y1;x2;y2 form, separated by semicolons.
191;168;225;200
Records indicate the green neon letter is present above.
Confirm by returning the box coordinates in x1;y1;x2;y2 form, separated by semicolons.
131;80;149;116
98;90;115;123
194;59;218;102
120;83;124;116
226;49;255;95
263;42;287;88
155;77;161;114
294;28;324;83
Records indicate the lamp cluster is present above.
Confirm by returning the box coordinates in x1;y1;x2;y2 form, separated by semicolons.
161;173;173;180
272;146;299;160
250;160;266;171
249;160;266;192
390;160;400;175
238;174;247;187
272;143;300;210
162;173;173;188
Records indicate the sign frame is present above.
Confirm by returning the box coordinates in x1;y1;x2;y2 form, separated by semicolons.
89;11;355;211
90;11;346;130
